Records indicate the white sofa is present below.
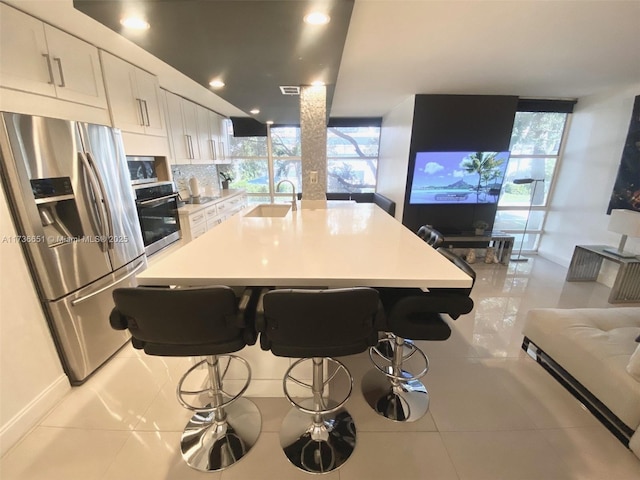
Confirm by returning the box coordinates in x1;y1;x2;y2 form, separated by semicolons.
522;307;640;458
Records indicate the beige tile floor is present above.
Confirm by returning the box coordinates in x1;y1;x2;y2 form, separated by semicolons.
2;256;640;479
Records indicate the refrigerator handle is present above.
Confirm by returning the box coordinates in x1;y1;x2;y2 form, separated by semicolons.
70;260;145;306
85;151;115;250
77;152;109;251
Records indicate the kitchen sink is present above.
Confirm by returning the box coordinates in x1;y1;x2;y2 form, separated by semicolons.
243;203;291;218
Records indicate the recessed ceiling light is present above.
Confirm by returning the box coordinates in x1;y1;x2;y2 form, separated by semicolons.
304;12;330;25
120;17;150;30
250;109;260;115
311;80;325;87
266;120;274;125
209;79;225;89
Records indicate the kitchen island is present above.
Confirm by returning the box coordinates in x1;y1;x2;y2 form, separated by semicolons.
135;202;473;396
137;202;472;289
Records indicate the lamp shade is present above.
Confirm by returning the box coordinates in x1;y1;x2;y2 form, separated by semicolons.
608;209;640;237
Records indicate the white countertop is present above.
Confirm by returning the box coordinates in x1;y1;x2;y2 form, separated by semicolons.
137;203;473;289
177;189;244;215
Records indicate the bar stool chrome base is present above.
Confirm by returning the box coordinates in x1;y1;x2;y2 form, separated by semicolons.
362;336;430;422
361;368;429;422
177;355;261;472
279;357;356;473
280;399;356;474
181;397;261;471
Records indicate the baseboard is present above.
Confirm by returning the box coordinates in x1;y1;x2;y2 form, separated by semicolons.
0;375;70;457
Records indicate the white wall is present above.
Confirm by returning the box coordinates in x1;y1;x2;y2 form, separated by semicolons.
376;95;415;221
0;181;70;456
539;83;640;267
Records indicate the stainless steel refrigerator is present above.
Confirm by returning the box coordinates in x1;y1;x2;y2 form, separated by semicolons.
0;112;146;384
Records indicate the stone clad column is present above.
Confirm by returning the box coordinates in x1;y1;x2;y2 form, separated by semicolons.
300;85;327;208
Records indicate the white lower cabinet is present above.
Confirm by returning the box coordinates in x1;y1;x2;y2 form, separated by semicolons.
179;192;247;243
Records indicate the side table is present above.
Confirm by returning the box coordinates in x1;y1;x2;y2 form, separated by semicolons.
566;245;640;303
441;231;515;265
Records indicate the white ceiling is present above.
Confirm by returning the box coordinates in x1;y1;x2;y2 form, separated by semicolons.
332;0;640;117
5;1;640;120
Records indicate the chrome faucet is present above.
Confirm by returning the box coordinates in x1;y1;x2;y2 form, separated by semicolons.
276;179;297;211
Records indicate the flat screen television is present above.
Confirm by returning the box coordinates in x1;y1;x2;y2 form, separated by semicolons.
409;151;510;205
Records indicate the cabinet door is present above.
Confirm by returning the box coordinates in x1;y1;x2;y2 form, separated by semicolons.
135;68;166;137
165;91;191;164
101;52;144;133
194;104;213;164
181;100;201;162
0;4;56;98
44;25;107;108
216;115;229;163
208;110;220;161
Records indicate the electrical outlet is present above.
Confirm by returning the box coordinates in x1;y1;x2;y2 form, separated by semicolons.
310;171;318;184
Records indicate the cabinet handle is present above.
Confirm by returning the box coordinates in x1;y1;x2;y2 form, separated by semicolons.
209;139;216;160
42;54;54;85
185;135;192;159
136;98;145;126
53;57;65;87
188;135;194;159
142;100;150;126
219;141;226;160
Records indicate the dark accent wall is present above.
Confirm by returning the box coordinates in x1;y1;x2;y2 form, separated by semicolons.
402;95;518;234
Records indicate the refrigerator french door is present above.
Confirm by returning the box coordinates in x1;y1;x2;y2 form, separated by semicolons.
0;112;146;384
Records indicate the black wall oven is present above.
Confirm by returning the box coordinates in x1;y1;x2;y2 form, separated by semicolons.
134;182;181;256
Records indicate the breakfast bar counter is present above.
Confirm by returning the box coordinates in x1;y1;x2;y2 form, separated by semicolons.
137;202;473;289
136;202;472;396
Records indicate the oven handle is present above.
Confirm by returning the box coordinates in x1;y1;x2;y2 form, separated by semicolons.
136;193;179;207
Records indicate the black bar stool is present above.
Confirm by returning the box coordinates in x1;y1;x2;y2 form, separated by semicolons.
362;250;476;422
257;287;382;474
417;224;444;247
110;286;261;472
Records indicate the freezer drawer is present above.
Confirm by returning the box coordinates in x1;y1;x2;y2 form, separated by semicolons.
47;256;146;384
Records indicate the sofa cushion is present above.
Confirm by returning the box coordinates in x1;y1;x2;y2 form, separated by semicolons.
629;344;640;381
523;307;640;429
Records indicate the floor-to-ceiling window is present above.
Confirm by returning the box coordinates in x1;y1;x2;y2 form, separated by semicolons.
495;107;572;252
224;121;381;203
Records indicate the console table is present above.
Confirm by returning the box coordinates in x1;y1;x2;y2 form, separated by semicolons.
441;231;515;265
566;245;640;303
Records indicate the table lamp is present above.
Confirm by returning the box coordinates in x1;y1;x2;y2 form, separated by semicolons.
603;209;640;258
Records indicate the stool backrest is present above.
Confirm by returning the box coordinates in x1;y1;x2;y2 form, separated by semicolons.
110;286;257;356
259;287;382;358
435;247;476;296
417;225;444;248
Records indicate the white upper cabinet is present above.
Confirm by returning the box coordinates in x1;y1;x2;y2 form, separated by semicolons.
195;104;214;164
165;90;203;165
0;5;55;98
181;99;201;162
0;4;107;109
210;111;232;164
101;51;165;136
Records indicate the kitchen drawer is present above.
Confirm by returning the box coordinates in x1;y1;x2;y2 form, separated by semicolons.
191;223;208;240
205;204;218;220
206;215;223;230
216;201;229;215
188;211;207;229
